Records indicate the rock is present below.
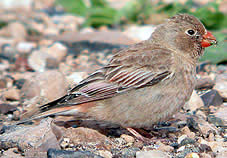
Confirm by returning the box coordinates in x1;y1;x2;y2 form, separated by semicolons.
208;141;227;153
0;78;7;89
63;127;110;145
0;118;60;152
0;0;33;10
195;77;214;90
201;90;223;107
200;153;212;158
46;42;67;62
176;145;200;158
120;134;135;144
185;152;199;158
67;72;88;86
0;22;27;41
179;137;195;147
0;103;17;114
136;150;170;158
53;31;136;45
116;147;140;158
47;148;102;158
16;42;37;53
185;90;204;112
28;50;50;72
156;141;174;152
213;105;227;123
3;87;20;100
21;70;68;102
97;150;112;158
181;126;195;139
214;74;227;101
45;57;59;69
2;148;24;158
124;25;156;41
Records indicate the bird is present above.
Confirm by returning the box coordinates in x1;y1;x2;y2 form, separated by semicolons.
18;14;217;140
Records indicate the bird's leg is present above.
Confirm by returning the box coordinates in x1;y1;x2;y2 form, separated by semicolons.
126;127;169;144
126;127;150;143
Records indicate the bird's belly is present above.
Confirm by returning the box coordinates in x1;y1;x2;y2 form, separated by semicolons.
88;75;195;127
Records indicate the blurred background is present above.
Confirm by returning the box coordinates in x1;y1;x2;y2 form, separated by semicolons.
0;0;226;65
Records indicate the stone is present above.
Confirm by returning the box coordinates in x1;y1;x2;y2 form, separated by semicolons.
201;90;223;107
0;22;27;41
67;72;88;86
97;150;112;158
213;105;227;123
120;134;135;144
195;77;214;90
53;31;136;45
181;126;195;139
208;141;227;153
214;74;227;101
116;147;140;158
185;90;204;112
200;153;212;158
136;150;170;158
21;70;68;102
46;42;67;62
63;127;110;145
124;25;156;41
156;141;174;152
1;148;24;158
16;42;36;53
0;118;60;152
0;103;17;114
0;0;33;10
47;148;102;158
28;50;50;72
185;152;199;158
3;87;20;100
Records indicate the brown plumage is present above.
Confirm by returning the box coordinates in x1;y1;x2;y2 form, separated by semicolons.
19;14;217;129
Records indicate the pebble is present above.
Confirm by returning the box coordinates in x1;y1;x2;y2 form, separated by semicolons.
136;150;170;158
16;42;36;53
120;134;135;144
98;150;112;158
3;87;20;100
185;152;200;158
214;74;227;101
186;90;204;112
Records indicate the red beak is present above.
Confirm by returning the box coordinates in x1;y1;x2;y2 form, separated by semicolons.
201;31;217;48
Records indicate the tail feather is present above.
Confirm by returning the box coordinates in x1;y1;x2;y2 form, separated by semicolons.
15;101;96;125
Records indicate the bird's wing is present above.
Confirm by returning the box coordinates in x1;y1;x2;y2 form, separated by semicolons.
19;42;174;122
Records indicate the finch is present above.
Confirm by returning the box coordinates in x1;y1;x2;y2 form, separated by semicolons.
19;14;217;132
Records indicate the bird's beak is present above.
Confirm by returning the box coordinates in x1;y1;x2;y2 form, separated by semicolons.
201;31;217;48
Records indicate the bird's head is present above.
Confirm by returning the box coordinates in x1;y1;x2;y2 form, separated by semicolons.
150;14;217;59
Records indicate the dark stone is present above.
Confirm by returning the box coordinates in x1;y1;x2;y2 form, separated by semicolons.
176;145;200;158
201;90;223;106
13;79;26;89
195;78;214;90
199;144;212;152
0;78;7;89
112;147;140;158
154;126;179;133
46;57;59;69
186;117;199;131
207;114;224;127
179;137;195;146
170;142;179;149
0;104;17;114
47;149;102;158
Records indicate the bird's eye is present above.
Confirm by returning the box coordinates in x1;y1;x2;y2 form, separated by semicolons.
186;29;196;36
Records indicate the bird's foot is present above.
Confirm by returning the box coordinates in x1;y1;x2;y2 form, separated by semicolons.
126;127;169;144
